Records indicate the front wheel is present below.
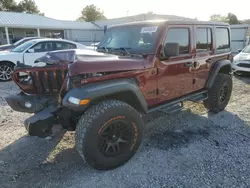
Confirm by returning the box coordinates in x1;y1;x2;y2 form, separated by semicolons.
0;62;14;82
204;73;232;113
75;100;144;170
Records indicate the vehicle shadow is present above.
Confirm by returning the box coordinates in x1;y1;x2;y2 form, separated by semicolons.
0;131;66;188
1;109;250;188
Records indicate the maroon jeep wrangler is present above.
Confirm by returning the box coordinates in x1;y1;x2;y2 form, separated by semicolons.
6;20;233;170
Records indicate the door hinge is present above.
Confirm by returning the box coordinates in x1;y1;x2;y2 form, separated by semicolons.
193;78;196;84
156;88;159;95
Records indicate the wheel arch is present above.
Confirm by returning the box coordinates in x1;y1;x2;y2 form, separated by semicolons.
99;90;146;113
0;60;16;67
62;78;148;113
206;59;232;89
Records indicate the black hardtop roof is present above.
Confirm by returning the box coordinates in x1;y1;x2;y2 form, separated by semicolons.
109;19;229;28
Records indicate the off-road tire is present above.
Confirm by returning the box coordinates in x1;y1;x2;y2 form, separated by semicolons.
75;100;144;170
203;73;232;113
0;62;14;82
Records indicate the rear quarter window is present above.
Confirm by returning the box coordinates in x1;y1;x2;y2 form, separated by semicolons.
215;28;230;51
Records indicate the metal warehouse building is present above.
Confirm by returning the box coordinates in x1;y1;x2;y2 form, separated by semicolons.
230;24;250;54
0;11;194;45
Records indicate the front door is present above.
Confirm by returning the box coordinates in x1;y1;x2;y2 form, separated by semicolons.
24;41;54;66
157;26;195;103
193;26;214;91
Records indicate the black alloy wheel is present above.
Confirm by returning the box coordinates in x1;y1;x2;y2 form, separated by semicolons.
98;120;133;157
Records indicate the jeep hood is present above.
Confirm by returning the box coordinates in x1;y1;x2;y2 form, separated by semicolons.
68;50;150;76
36;49;151;76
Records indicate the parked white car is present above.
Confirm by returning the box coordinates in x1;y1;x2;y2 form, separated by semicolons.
232;44;250;74
85;42;100;51
0;38;88;81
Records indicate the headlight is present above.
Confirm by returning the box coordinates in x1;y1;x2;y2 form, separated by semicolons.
68;97;80;105
68;97;90;105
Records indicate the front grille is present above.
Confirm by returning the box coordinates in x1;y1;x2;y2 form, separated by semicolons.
13;68;68;94
238;63;250;68
30;70;68;93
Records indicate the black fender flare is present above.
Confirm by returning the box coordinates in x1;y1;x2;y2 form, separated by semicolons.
62;78;148;113
206;59;232;89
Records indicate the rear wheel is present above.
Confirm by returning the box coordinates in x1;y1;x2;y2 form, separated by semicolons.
204;73;232;113
0;62;14;82
75;100;143;170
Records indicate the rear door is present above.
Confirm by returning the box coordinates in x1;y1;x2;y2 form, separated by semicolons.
193;26;214;91
157;25;195;102
193;26;231;91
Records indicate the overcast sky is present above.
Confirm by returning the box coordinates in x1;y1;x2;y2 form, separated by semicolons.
28;0;250;21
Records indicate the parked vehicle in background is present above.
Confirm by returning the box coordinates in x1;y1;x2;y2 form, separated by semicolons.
0;37;43;52
0;38;88;81
232;44;250;74
85;42;100;51
6;20;233;170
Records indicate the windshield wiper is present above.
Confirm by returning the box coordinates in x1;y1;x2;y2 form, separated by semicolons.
113;47;131;56
97;46;109;53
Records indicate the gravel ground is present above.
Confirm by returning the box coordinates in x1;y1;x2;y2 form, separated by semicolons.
0;75;250;188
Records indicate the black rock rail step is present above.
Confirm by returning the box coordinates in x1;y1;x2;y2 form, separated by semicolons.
147;90;208;114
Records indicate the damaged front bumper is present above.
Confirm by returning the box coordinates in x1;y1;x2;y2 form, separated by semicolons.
24;105;58;137
5;92;57;113
5;93;59;137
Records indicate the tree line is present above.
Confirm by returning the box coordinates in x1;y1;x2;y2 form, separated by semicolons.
0;0;106;21
1;1;250;24
0;0;43;15
210;13;250;24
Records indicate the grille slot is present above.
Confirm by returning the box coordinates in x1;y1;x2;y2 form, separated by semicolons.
29;69;68;94
238;63;250;68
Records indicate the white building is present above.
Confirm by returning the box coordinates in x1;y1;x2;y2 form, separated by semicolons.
0;11;194;45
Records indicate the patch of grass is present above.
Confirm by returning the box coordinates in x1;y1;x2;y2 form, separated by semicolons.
46;132;75;163
184;101;207;115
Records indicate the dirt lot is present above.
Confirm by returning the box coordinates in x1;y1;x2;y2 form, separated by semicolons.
0;75;250;188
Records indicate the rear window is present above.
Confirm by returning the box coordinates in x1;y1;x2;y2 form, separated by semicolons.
215;28;230;50
195;28;212;51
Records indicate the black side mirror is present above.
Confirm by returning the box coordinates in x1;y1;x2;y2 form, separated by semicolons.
238;49;242;53
164;43;179;57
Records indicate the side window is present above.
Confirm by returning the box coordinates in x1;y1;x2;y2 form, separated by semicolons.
165;28;189;54
215;28;230;50
55;42;77;50
30;42;54;52
196;28;212;51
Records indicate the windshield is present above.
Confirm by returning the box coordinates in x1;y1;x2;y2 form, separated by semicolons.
97;24;161;54
11;41;36;53
242;45;250;53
